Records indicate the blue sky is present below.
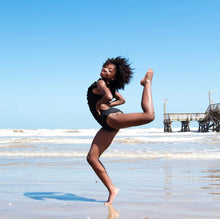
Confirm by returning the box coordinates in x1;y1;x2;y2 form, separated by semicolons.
0;0;219;129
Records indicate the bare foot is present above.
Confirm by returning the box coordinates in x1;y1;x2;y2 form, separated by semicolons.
104;188;120;206
140;68;154;86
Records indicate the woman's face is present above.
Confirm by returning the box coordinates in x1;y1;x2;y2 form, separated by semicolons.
100;64;116;81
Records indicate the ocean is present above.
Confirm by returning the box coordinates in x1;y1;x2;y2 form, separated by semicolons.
1;128;220;218
1;128;219;161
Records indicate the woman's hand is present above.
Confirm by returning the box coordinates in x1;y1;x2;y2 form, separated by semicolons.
96;102;110;115
107;91;125;107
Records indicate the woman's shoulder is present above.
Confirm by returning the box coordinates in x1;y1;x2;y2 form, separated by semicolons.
97;78;106;83
97;78;109;87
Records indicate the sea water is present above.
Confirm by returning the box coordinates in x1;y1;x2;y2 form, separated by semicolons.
0;128;219;161
1;128;220;219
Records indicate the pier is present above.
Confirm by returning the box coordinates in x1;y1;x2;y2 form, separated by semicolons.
164;103;220;132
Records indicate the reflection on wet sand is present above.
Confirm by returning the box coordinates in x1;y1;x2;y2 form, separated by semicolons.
106;204;119;219
200;168;220;198
106;204;150;219
162;164;220;201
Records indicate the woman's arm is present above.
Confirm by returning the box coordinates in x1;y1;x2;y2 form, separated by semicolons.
96;79;113;103
95;80;113;113
108;91;125;107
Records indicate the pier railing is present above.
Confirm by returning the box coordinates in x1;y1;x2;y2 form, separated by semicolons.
206;103;220;114
164;113;206;122
164;103;220;132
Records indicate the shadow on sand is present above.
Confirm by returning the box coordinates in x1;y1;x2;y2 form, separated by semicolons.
24;192;103;203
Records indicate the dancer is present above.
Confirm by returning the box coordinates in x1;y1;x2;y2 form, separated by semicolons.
87;57;155;205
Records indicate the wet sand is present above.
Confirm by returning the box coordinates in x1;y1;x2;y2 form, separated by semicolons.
0;157;220;219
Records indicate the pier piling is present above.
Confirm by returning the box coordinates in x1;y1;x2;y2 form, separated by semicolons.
164;103;220;132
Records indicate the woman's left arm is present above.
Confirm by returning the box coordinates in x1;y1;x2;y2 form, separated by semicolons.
108;91;125;107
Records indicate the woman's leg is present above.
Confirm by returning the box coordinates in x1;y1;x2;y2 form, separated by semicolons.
107;68;155;129
87;128;120;205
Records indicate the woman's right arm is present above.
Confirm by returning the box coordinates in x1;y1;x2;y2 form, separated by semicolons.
95;80;113;113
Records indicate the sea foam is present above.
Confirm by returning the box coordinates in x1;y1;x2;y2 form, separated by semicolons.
0;128;219;160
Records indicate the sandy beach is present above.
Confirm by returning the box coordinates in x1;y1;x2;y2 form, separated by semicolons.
0;129;220;218
1;158;220;218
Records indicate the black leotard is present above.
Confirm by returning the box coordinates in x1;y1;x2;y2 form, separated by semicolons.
87;79;123;131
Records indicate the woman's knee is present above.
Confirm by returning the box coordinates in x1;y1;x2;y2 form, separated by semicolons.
87;153;93;164
144;112;155;123
148;112;155;122
87;153;97;165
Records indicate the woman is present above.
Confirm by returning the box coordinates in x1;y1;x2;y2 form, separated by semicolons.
87;57;155;205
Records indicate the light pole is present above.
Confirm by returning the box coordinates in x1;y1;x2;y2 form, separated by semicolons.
163;99;168;114
209;89;217;105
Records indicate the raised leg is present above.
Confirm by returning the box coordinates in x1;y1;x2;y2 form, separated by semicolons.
107;69;155;129
87;128;120;205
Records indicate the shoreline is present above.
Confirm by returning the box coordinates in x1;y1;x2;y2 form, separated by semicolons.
1;128;220;218
1;158;220;219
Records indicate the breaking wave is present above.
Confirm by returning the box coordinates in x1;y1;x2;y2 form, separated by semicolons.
0;128;219;160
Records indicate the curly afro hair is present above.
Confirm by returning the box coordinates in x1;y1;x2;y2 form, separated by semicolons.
103;56;133;90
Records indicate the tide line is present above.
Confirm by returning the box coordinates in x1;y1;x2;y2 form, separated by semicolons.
1;152;220;160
